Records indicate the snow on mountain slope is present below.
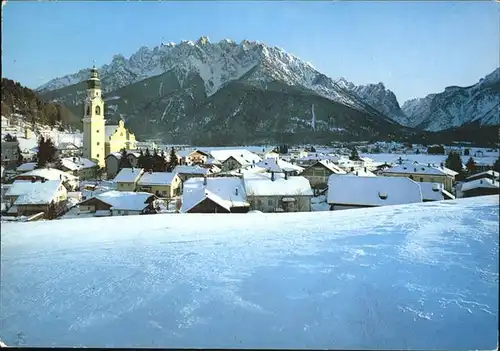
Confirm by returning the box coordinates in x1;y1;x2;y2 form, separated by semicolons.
344;81;410;125
401;68;500;131
36;38;378;116
1;196;498;348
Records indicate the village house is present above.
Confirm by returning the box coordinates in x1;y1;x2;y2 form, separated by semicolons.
300;160;347;190
105;152;122;179
181;176;250;213
173;165;210;183
177;149;209;165
1;137;20;169
347;167;377;177
56;142;81;157
136;171;182;198
4;179;68;219
126;152;141;168
327;175;423;210
14;168;79;191
113;167;144;191
417;182;455;202
460;177;500;198
210;149;262;171
60;157;98;180
382;162;458;192
78;190;158;217
254;158;304;176
465;170;499;183
243;172;313;212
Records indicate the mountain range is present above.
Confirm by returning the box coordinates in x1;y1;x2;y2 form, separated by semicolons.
35;37;499;144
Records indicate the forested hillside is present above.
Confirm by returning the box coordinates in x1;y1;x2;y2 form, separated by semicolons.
1;78;80;129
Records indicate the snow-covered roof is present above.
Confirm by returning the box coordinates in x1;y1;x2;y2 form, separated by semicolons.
16;162;37;172
205;158;222;166
243;173;313;197
210;149;262;164
466;170;500;181
17;168;78;182
181;177;249;212
106;152;122;160
327;175;423;206
348;168;376;177
255;158;304;173
9;180;63;205
315;160;346;174
384;163;458;177
113;168;144;183
138;172;177;186
57;142;80;150
417;182;447;201
461;178;500;192
92;190;154;211
61;157;97;171
1;196;497;348
173;165;209;175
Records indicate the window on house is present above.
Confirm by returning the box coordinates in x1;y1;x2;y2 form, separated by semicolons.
420;177;423;182
96;129;99;133
96;154;100;158
268;199;273;206
97;142;100;146
95;106;101;115
120;133;123;137
117;210;121;214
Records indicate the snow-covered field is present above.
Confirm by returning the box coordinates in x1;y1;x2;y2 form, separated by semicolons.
1;196;498;348
361;152;499;166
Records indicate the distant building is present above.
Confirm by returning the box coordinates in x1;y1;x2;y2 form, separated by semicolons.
417;182;455;202
113;168;144;191
60;157;98;180
81;66;137;168
4;179;68;219
181;176;250;213
78;190;158;217
300;160;346;189
382;162;458;192
243;172;313;212
137;171;182;198
461;177;500;198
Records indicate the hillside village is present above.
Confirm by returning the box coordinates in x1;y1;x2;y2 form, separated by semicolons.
1;69;499;222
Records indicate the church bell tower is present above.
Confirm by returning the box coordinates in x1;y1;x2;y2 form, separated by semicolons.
82;66;105;168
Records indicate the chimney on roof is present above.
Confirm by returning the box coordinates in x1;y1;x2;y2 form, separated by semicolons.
284;171;288;180
271;171;275;181
428;163;431;167
235;188;239;196
355;171;358;176
414;167;417;172
60;174;62;180
364;167;367;172
203;175;207;186
440;162;444;167
41;178;46;183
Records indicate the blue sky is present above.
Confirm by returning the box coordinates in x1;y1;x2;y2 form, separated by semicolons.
2;1;498;102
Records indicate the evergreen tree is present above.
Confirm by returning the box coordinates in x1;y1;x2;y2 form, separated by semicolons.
167;147;179;172
16;146;24;166
159;150;167;172
445;151;464;174
465;157;476;174
144;148;153;171
118;148;131;170
137;149;145;169
36;136;48;168
493;158;500;172
349;147;360;161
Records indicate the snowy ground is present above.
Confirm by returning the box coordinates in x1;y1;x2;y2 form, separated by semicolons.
311;194;329;211
0;196;498;348
361;152;498;166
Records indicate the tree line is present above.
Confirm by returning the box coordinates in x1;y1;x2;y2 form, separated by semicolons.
118;147;180;173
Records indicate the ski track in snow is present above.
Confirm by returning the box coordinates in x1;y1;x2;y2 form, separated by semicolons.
0;196;498;349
